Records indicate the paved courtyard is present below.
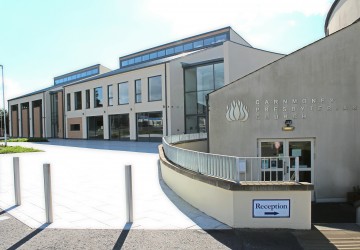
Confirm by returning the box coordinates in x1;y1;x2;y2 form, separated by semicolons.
0;139;229;230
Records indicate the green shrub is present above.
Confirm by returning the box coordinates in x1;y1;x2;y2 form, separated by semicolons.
1;138;48;142
0;145;42;154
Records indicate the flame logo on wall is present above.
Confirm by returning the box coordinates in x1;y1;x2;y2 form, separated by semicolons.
226;100;249;122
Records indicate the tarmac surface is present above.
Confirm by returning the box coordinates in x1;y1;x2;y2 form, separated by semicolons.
1;207;360;249
0;139;360;249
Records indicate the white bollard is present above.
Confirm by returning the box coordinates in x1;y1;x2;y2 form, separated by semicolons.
43;163;53;224
295;157;299;182
125;165;133;223
13;157;21;206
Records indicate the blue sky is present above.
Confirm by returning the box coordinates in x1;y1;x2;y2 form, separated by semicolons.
0;0;334;105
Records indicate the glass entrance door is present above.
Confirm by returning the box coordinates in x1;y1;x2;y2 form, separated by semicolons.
259;139;314;183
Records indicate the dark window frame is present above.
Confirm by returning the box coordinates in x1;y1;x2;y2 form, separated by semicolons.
67;93;71;111
94;87;103;108
107;85;113;106
118;82;129;105
135;79;142;103
86;89;90;109
148;75;162;102
74;91;82;110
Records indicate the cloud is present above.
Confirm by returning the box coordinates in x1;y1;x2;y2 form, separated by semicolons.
0;77;38;106
139;0;332;38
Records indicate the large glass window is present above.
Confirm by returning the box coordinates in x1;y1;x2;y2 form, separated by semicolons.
137;111;163;142
67;93;71;111
118;82;129;105
94;87;103;108
55;67;99;85
135;79;142;103
74;91;82;110
148;76;162;102
119;32;230;69
108;85;113;106
87;116;103;139
109;114;130;140
184;62;224;133
86;89;90;109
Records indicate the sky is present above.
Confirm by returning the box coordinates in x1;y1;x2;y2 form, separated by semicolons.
0;0;334;107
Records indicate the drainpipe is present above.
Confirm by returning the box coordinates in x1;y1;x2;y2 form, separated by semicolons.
206;94;210;153
164;63;168;136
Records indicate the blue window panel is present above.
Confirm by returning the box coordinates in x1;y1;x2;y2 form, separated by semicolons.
122;60;128;67
175;45;183;53
166;47;174;55
215;34;227;43
150;52;157;59
142;54;150;61
157;50;165;57
128;58;135;65
204;37;215;46
193;40;203;48
134;56;142;63
184;43;193;51
93;68;99;74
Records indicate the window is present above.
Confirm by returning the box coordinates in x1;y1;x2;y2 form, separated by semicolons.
109;114;130;140
121;61;128;67
94;87;103;108
193;40;203;48
70;124;80;131
184;62;224;133
108;85;113;106
67;93;71;111
215;34;227;42
87;116;104;139
142;54;149;61
135;79;142;103
157;50;165;57
74;91;82;110
134;56;142;63
148;76;162;102
166;47;174;55
204;37;215;46
118;82;129;105
150;52;157;59
54;68;99;85
175;45;183;53
137;111;163;142
86;89;90;109
184;43;193;51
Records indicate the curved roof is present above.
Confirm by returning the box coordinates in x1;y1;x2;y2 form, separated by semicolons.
324;0;340;35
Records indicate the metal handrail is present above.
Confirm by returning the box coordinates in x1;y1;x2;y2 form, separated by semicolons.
162;134;300;183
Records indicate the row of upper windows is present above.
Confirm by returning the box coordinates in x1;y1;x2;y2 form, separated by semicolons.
67;75;162;111
55;68;99;85
120;33;228;68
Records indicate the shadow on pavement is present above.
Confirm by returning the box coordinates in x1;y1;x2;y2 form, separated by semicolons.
7;223;50;250
293;225;338;250
312;202;356;223
33;139;160;154
112;223;132;250
0;205;17;216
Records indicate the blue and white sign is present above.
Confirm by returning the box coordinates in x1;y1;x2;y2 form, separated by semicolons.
253;199;290;218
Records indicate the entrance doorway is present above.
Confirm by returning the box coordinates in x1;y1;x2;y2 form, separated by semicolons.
87;116;104;139
258;139;314;183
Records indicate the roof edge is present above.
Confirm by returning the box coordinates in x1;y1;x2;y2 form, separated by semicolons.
325;0;340;35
